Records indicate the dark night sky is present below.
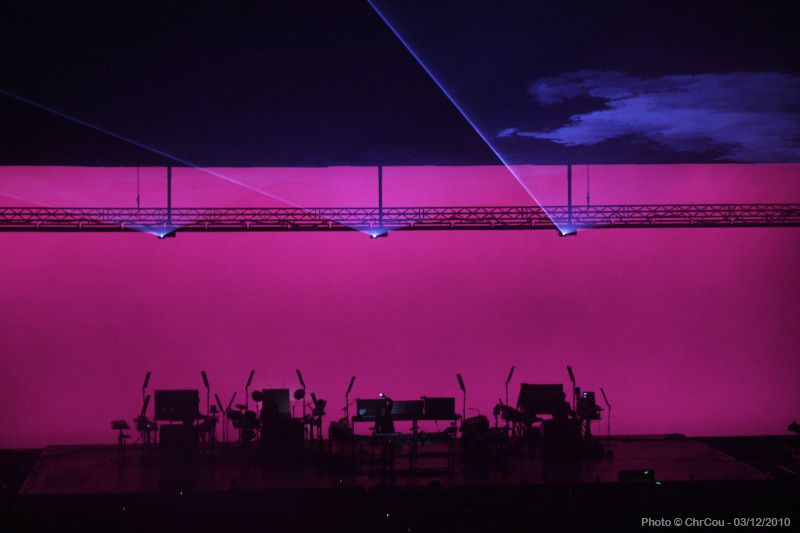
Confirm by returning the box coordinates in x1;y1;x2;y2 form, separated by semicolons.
0;1;797;166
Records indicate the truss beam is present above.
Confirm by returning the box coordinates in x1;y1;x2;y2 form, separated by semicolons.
1;204;798;232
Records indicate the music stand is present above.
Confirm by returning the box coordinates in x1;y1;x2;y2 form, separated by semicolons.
600;387;612;436
244;370;255;410
201;371;210;416
456;373;466;428
345;376;356;425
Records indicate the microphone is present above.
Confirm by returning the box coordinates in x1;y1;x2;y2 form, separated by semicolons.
600;387;610;407
346;376;356;395
246;370;255;388
201;371;209;389
567;365;575;384
226;392;237;411
142;371;151;390
456;373;466;392
296;369;306;389
215;393;224;412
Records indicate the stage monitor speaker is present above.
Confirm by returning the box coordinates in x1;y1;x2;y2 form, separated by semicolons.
154;390;199;421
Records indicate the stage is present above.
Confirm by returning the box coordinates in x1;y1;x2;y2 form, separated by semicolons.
20;436;764;495
3;435;796;531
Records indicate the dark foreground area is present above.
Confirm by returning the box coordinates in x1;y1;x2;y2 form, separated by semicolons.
1;436;797;531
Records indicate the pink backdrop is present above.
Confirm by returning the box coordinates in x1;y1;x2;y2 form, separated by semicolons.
2;164;799;447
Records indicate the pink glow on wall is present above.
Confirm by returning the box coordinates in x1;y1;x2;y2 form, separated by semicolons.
1;164;799;447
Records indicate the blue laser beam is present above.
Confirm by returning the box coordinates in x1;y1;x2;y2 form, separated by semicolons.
0;87;373;234
367;1;568;234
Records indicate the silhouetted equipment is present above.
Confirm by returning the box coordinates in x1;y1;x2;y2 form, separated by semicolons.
160;424;198;462
215;393;228;444
111;420;131;459
344;376;356;423
505;366;515;406
600;387;612;436
311;393;326;417
374;393;395;433
244;370;255;410
306;392;327;443
260;389;291;418
115;368;617;471
460;414;491;464
789;421;800;434
456;373;466;428
542;418;581;455
155;390;200;422
296;369;307;420
228;404;259;444
493;403;541;426
517;384;567;416
577;392;602;420
423;397;456;419
261;416;304;461
141;371;152;423
260;388;302;460
200;371;210;417
140;394;151;417
567;365;577;410
462;415;490;434
392;400;424;419
134;394;157;447
356;399;381;418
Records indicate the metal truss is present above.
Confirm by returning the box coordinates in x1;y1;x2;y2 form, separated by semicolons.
1;204;799;233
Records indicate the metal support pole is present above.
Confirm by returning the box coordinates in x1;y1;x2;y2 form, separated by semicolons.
378;165;383;229
167;166;172;228
567;163;572;226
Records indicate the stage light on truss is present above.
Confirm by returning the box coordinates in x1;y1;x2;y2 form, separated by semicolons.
558;226;578;237
156;228;177;239
369;229;389;239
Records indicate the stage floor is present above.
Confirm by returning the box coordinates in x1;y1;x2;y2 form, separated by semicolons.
20;435;764;495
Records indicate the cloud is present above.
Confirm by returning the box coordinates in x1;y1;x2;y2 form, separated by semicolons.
505;71;800;162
